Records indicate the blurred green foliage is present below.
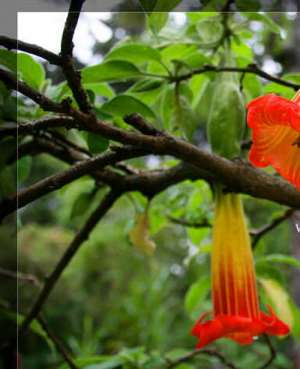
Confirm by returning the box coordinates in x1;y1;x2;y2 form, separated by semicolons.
0;7;300;369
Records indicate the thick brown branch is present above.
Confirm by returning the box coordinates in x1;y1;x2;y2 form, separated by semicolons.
173;64;300;91
37;316;79;369
14;137;211;197
0;36;62;65
0;117;78;137
73;113;300;209
166;349;238;369
251;208;295;248
60;0;91;113
19;190;120;335
60;0;85;58
0;68;66;113
2;70;300;210
0;146;147;221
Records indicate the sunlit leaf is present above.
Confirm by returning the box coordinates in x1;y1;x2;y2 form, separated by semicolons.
101;95;156;119
259;278;294;329
82;61;142;83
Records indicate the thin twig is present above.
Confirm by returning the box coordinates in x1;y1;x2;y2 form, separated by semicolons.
0;117;78;137
0;267;40;286
0;146;148;221
172;64;300;91
251;208;295;248
166;348;238;369
19;190;121;336
167;216;211;228
37;315;79;369
0;35;62;65
0;68;67;113
60;0;91;113
257;335;276;369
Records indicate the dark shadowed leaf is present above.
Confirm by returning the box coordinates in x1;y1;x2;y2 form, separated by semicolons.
87;133;109;154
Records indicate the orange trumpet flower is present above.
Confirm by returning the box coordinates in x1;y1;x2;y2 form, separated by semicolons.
247;90;300;190
191;190;289;349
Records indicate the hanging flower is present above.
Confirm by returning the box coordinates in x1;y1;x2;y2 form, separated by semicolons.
191;190;290;349
246;91;300;190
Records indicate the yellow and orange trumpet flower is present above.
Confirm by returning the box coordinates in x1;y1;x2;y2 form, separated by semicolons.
191;190;289;349
247;90;300;190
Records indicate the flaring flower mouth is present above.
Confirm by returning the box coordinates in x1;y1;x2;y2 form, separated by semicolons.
246;93;300;190
191;191;290;349
191;306;290;349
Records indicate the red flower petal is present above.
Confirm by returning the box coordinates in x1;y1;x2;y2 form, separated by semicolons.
247;94;300;189
191;309;290;349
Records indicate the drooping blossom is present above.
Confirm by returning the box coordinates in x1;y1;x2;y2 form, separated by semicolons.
191;190;290;349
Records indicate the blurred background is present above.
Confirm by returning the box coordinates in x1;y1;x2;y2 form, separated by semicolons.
1;8;300;369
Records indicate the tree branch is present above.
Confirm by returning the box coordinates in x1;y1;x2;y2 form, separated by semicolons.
0;68;66;113
166;348;238;369
167;216;211;228
251;208;295;248
37;316;79;369
60;0;91;113
0;117;78;137
257;335;276;369
172;64;300;91
0;35;62;65
0;146;147;221
0;267;40;286
2;70;300;211
19;190;120;335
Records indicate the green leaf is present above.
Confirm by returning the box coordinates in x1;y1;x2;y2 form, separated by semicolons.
173;94;198;140
256;254;300;271
17;156;32;182
259;278;294;328
263;82;294;99
139;0;182;12
82;61;142;84
58;356;123;369
207;78;245;159
245;13;285;38
87;133;109;154
71;189;96;220
1;95;17;121
184;275;210;318
0;137;16;168
196;17;224;45
165;348;190;361
236;0;260;11
242;74;263;101
129;79;164;93
17;53;45;90
0;167;15;197
161;44;197;66
0;49;16;72
147;13;168;34
282;73;300;84
101;95;156;119
106;43;161;65
84;83;115;99
0;307;54;351
138;0;157;12
153;0;182;11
